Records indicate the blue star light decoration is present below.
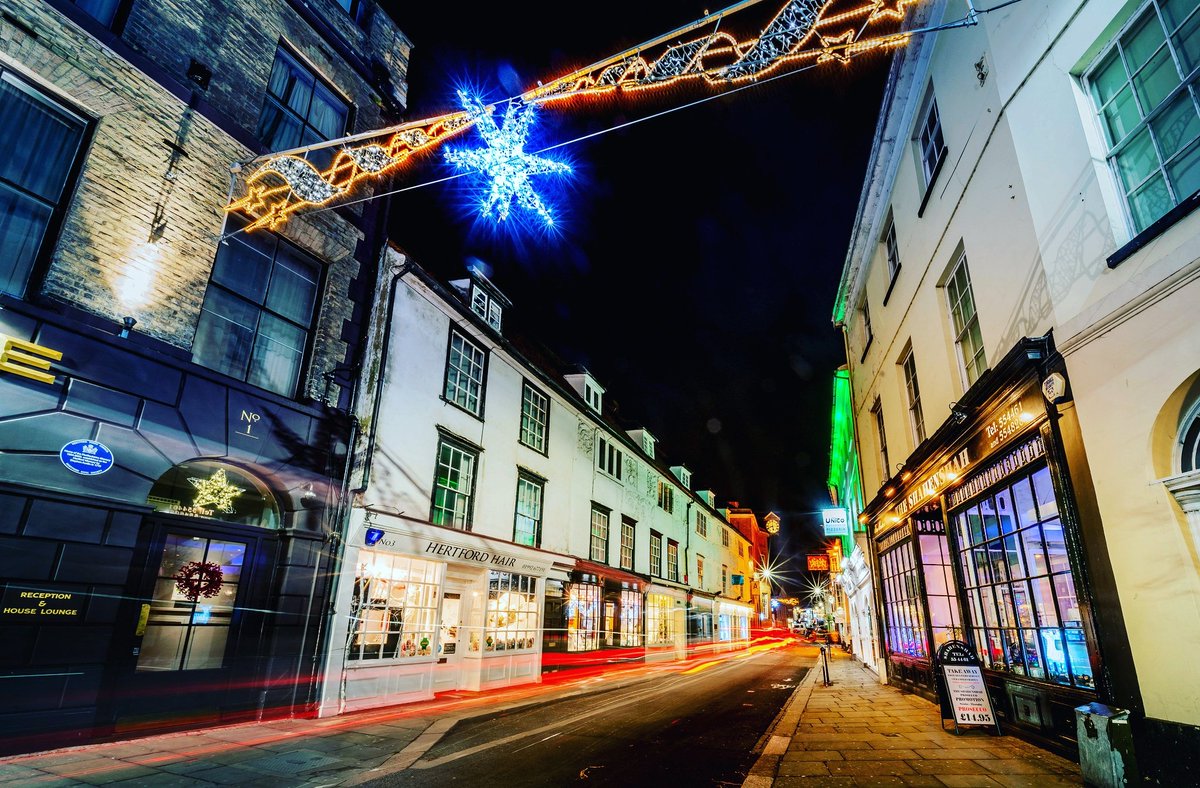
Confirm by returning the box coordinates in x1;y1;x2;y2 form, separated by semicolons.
444;91;571;227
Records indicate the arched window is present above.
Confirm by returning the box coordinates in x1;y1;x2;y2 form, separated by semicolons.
148;460;281;528
1181;400;1200;474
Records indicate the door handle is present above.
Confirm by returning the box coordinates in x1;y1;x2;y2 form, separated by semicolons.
134;603;150;637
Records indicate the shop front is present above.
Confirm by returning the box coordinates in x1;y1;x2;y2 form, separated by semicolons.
840;545;879;672
715;598;752;652
0;304;344;753
541;559;645;671
866;339;1104;754
645;583;687;662
324;508;562;714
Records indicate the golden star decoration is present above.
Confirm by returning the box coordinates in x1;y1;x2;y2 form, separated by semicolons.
817;30;857;64
869;0;920;23
188;468;245;514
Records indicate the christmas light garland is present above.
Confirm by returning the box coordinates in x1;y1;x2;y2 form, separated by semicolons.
228;0;922;230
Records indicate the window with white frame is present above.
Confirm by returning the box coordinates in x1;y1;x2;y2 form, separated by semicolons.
872;397;890;480
513;473;543;547
738;542;744;557
484;571;538;652
1086;1;1200;233
444;329;486;415
584;383;602;412
722;564;728;594
590;504;610;563
470;284;503;331
697;554;705;588
519;382;549;453
695;511;708;538
883;210;901;280
347;553;442;661
657;480;675;513
945;251;987;386
667;539;679;582
650;530;662;577
901;347;926;445
722;527;730;547
641;433;655;457
620;517;635;571
0;71;87;300
596;435;623;480
916;91;946;189
431;437;477;529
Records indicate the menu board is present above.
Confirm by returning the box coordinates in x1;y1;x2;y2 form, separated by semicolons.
936;640;999;731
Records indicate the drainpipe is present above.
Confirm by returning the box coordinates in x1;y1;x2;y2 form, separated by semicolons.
312;250;415;716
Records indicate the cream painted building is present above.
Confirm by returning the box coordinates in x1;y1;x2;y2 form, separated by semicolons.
320;250;756;714
833;0;1200;778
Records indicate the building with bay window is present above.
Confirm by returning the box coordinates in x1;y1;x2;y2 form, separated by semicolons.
833;0;1200;778
0;0;409;754
323;250;756;712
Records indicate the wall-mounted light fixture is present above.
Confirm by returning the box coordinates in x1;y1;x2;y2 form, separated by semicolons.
950;402;971;425
118;316;137;339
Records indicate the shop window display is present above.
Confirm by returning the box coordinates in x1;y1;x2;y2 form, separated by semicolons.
483;572;539;652
952;466;1095;689
619;589;643;647
646;593;676;646
347;552;441;661
918;532;963;651
880;541;928;659
567;582;601;651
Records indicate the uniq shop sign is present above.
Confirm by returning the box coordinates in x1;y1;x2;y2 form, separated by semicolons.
60;439;114;476
821;507;849;537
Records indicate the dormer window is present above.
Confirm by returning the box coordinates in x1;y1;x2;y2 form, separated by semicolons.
585;383;601;412
470;284;503;332
671;466;692;489
642;433;654;457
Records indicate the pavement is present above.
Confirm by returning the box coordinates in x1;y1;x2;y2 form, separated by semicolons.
742;647;1084;788
0;642;1084;787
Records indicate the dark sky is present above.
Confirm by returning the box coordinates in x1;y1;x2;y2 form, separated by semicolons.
379;2;889;594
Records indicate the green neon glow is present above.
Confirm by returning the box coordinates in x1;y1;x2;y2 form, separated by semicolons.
826;368;863;556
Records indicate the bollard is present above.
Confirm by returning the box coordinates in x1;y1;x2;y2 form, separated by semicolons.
820;644;831;686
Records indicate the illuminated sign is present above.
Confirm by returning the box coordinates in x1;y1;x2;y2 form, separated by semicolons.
806;554;830;572
821;508;849;536
0;334;62;385
187;468;245;514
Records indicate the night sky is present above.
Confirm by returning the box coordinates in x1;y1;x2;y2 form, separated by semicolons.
378;2;890;594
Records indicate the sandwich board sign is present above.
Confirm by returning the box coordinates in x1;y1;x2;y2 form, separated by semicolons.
935;640;1001;735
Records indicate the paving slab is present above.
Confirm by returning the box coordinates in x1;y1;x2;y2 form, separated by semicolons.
743;650;1082;787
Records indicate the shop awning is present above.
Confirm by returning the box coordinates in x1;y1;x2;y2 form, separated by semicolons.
570;559;647;590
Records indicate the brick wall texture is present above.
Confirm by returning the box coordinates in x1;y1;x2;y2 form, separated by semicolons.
0;0;410;402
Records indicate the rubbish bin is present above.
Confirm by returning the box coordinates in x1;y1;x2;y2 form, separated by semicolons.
1075;703;1137;787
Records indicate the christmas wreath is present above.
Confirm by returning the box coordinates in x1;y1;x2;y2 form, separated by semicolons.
174;560;224;602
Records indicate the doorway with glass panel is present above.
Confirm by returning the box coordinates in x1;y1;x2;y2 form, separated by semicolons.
111;519;276;731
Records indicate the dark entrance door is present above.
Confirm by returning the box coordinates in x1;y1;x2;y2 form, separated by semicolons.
109;517;278;733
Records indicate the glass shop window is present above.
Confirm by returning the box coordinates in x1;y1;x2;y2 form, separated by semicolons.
567;582;601;651
347;552;442;661
918;533;963;652
646;593;677;647
879;540;928;660
952;465;1095;690
619;589;642;647
484;572;539;652
137;533;247;672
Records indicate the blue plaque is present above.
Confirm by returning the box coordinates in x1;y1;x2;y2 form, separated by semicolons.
59;440;115;476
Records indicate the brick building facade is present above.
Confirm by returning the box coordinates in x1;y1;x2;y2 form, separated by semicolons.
0;0;408;752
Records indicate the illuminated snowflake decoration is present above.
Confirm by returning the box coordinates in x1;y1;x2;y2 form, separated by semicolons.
444;91;571;226
188;468;245;514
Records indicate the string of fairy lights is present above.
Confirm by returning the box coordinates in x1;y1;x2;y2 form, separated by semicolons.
224;0;1015;234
